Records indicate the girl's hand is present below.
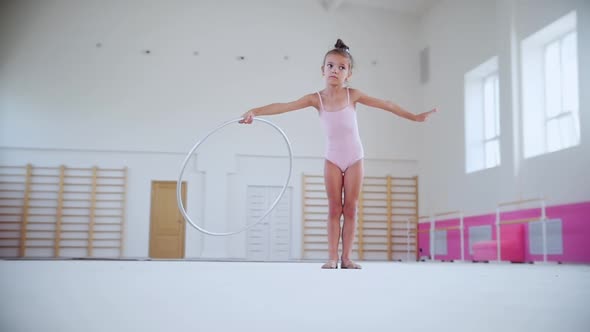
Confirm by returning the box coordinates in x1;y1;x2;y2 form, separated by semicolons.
239;110;255;124
415;108;437;122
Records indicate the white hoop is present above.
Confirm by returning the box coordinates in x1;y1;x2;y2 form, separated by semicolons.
177;117;293;236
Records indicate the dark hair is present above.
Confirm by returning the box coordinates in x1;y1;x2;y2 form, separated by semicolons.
323;38;354;70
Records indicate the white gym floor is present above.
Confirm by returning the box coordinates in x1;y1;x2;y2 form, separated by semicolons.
1;260;589;332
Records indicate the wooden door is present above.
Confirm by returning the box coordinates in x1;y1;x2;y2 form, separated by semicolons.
149;181;186;259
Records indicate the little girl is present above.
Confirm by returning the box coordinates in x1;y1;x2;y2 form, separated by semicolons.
241;39;436;269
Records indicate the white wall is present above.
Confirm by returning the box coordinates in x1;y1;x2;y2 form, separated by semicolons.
0;0;422;158
417;0;590;216
0;0;423;258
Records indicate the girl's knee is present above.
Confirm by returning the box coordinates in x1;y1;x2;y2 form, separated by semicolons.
328;204;343;218
343;202;357;218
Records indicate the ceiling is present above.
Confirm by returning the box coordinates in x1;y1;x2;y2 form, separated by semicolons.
319;0;439;17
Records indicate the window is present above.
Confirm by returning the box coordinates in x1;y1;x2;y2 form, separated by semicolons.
465;57;500;173
521;11;579;158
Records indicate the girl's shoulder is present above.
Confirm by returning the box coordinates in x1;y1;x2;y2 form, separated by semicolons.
347;87;366;102
302;92;322;110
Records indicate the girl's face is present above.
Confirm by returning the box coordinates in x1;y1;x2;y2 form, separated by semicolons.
322;53;352;86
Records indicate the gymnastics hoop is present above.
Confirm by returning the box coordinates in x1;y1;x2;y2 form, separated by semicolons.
177;117;293;236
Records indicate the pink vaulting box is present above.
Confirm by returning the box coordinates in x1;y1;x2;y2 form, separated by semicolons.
472;224;525;262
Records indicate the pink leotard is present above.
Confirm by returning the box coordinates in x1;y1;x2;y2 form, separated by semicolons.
317;88;364;172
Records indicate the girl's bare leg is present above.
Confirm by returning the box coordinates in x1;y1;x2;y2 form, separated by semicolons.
323;160;344;267
341;160;363;268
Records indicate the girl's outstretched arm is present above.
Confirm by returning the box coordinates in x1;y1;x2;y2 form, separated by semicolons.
240;94;316;124
354;89;437;122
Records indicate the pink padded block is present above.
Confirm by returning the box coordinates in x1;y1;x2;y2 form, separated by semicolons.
472;224;525;262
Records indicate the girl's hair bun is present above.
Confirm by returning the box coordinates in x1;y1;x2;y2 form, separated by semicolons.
335;39;349;51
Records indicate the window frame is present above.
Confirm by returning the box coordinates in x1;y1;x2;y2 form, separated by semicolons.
464;56;501;174
521;11;579;159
